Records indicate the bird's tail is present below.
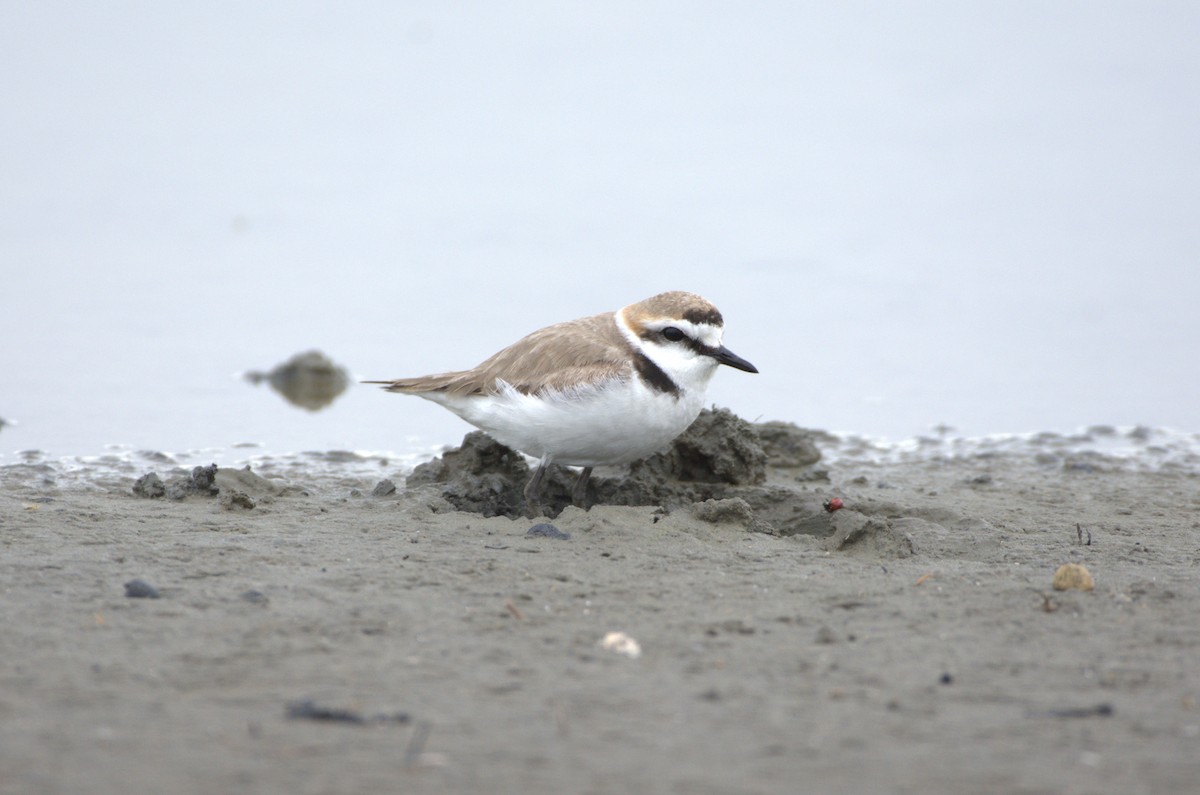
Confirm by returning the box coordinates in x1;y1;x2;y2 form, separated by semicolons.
361;373;468;394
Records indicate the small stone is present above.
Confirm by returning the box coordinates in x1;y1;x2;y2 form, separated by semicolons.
526;523;571;540
371;479;397;497
1052;563;1095;591
240;590;269;605
815;625;838;644
124;579;161;599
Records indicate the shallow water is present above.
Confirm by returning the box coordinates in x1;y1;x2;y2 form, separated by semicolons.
3;3;1199;463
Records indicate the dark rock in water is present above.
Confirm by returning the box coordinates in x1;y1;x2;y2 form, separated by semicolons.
526;523;571;540
1128;425;1152;442
132;472;166;498
124;579;161;598
246;350;350;411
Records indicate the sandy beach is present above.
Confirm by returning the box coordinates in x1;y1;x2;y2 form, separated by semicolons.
5;4;1200;793
2;413;1198;794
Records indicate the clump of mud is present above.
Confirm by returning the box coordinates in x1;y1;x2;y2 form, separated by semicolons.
755;421;824;468
405;432;530;517
403;408;828;520
405;432;582;518
133;464;296;508
134;464;220;500
631;408;768;485
246;350;350;411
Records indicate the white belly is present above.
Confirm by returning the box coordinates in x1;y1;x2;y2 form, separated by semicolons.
424;377;707;466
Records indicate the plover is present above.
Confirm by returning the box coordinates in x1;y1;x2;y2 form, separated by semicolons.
366;291;757;513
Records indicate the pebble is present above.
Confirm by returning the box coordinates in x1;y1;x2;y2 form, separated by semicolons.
124;579;161;599
600;631;642;659
1052;563;1095;591
526;523;570;540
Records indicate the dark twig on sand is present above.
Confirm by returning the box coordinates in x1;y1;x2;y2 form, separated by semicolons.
1027;703;1114;719
285;699;410;726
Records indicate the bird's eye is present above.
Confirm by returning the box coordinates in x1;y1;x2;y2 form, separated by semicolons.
662;326;686;342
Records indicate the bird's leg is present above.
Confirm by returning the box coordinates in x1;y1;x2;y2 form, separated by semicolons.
524;454;553;517
572;466;593;509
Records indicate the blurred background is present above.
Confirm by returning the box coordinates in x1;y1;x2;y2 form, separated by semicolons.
2;1;1198;461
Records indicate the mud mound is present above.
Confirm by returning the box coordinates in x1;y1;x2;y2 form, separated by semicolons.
133;464;219;500
406;432;572;517
754;420;823;468
404;408;795;518
131;464;301;511
630;407;768;484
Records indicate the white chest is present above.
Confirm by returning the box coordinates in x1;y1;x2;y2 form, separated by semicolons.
428;374;711;466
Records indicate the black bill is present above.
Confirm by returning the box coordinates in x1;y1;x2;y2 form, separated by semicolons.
712;345;758;374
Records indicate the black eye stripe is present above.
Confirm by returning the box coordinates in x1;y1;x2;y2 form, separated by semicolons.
639;326;715;357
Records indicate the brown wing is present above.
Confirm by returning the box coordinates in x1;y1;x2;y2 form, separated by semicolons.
364;311;634;397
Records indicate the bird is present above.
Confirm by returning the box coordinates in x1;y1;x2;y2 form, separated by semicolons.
365;291;758;514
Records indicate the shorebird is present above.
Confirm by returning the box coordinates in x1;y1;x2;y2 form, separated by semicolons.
366;291;757;513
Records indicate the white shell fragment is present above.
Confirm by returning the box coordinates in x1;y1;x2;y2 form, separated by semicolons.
600;631;642;659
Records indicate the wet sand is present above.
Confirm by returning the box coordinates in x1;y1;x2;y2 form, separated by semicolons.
2;416;1198;794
